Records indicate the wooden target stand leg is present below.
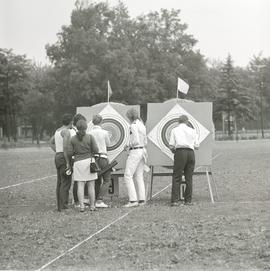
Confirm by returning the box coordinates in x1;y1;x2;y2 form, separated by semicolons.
206;169;214;203
149;166;154;201
196;166;218;203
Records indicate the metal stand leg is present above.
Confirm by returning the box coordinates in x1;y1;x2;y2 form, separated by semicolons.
206;169;214;203
210;169;219;200
149;166;154;201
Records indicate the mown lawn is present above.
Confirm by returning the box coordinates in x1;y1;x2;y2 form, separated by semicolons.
0;140;269;270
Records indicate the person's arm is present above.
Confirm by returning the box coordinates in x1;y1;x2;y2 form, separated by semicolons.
129;124;140;147
169;130;176;153
90;135;99;155
105;131;111;147
61;129;71;169
194;132;200;150
67;137;74;161
49;135;56;152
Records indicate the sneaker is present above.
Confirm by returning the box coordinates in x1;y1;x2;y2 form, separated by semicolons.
138;201;146;206
95;201;109;208
123;202;139;208
89;207;97;211
80;207;85;212
171;202;179;207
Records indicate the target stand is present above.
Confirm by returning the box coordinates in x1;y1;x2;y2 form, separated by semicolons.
147;165;219;203
77;102;140;169
146;99;217;203
77;102;140;199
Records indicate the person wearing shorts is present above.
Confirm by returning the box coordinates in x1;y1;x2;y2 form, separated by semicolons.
68;120;99;212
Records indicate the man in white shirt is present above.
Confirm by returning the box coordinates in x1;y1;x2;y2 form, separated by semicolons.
49;113;73;211
89;114;111;208
169;115;199;206
123;108;147;208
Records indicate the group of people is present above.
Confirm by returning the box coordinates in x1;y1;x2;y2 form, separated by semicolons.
50;108;199;212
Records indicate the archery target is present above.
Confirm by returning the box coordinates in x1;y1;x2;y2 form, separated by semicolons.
160;118;197;149
101;118;125;151
87;104;129;161
148;103;210;160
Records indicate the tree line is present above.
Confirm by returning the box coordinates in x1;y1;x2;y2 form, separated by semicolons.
0;1;270;142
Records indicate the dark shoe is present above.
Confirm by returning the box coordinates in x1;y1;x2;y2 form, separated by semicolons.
184;202;193;206
80;207;85;212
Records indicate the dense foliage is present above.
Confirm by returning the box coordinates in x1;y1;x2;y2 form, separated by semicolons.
0;1;270;141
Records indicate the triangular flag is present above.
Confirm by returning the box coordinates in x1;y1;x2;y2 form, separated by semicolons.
107;80;112;102
177;77;189;94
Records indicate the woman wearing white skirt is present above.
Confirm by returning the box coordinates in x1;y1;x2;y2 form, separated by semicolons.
68;120;99;212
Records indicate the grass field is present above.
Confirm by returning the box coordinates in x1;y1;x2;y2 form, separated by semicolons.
0;141;270;271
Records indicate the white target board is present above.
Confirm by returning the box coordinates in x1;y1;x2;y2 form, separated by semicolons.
77;103;140;169
146;99;214;167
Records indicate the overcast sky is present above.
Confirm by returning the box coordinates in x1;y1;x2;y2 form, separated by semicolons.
1;0;270;67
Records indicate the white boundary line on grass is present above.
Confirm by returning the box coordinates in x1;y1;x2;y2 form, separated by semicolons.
217;200;270;204
36;182;172;271
36;153;222;271
0;175;56;190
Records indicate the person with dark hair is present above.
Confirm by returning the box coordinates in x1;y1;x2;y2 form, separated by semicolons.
169;114;199;206
70;113;87;206
68;119;99;212
50;113;73;211
123;108;147;208
89;114;111;208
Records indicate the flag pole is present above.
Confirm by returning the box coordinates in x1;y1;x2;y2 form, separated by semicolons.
176;78;179;101
107;80;110;103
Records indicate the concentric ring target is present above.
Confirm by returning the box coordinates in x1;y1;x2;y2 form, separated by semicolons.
161;119;196;148
101;118;125;151
157;114;200;155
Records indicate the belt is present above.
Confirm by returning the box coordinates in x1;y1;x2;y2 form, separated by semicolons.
94;153;108;159
176;147;193;151
129;146;144;150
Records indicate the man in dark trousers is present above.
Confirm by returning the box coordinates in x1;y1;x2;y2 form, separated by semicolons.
50;114;73;211
89;114;111;208
169;115;199;206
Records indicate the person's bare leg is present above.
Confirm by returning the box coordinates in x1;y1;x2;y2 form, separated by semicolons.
77;181;85;211
87;181;96;210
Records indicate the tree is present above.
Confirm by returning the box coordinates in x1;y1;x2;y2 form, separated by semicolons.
248;55;270;136
22;65;56;144
45;1;212;114
0;49;30;141
215;55;253;136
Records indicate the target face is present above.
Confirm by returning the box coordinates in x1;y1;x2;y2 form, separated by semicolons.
148;103;210;160
101;118;125;151
87;104;130;161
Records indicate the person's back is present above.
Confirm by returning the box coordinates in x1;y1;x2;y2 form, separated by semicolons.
169;115;199;206
70;134;96;162
171;123;197;150
50;113;73;212
88;114;111;208
68;119;98;212
89;127;110;154
54;129;64;153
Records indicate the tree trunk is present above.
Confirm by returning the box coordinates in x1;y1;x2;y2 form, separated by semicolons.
11;106;17;142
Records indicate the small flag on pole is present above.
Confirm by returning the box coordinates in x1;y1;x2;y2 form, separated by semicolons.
107;80;112;102
177;77;189;95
